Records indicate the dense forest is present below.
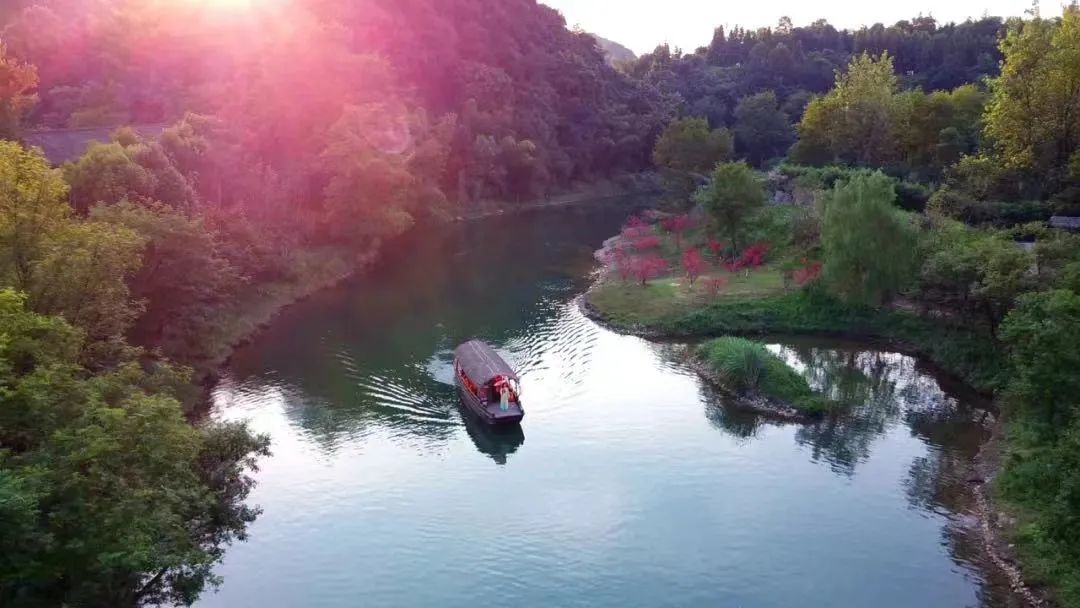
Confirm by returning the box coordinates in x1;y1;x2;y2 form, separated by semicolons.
1;0;1080;606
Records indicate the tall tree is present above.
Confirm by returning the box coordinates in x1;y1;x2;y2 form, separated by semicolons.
0;43;38;139
733;91;794;167
985;7;1080;189
792;52;901;167
0;141;70;290
821;171;919;304
694;161;765;255
0;288;270;607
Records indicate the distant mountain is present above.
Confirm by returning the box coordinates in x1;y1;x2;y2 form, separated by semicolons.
592;35;637;66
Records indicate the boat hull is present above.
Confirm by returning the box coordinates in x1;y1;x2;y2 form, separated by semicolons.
455;379;524;426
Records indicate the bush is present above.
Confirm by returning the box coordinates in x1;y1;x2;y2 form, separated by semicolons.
778;163;929;212
928;187;1053;226
699;336;831;413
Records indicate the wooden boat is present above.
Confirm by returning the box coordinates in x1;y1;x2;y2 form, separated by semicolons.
453;340;524;425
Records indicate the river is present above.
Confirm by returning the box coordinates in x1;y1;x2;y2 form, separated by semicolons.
201;202;1013;608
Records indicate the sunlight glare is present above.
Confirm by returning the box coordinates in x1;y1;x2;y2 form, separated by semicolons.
181;0;256;11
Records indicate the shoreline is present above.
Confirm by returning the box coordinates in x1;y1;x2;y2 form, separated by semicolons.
683;354;816;422
580;283;1047;607
193;182;658;402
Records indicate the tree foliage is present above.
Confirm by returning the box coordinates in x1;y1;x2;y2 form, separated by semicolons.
0;289;270;607
821;171;919;304
733;91;794;167
694;161;765;255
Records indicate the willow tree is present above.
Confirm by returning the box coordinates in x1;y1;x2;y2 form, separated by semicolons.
821;171;919;305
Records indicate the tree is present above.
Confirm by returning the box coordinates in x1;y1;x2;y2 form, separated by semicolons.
1001;289;1080;436
28;219;145;366
629;253;667;286
653;117;734;206
0;289;270;607
791;52;901;166
653;117;734;174
733;91;794;167
62;142;155;213
985;8;1080;188
0;43;38;139
694;161;766;256
0;142;70;290
821;171;919;305
662;214;692;251
682;246;705;286
91;202;244;361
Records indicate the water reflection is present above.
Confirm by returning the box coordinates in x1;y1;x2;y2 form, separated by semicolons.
459;410;525;465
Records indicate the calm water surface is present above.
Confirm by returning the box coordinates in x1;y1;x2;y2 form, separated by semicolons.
202;203;1012;608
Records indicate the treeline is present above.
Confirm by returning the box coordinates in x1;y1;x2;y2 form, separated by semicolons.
2;0;670;205
626;15;1003;167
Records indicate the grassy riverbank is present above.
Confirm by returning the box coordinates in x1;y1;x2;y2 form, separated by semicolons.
587;284;1006;395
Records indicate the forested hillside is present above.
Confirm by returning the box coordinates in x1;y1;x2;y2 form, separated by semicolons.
629;16;1004;170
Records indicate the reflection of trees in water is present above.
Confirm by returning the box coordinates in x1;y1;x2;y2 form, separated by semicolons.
691;340;1009;601
781;346;906;476
694;343;991;482
698;381;773;442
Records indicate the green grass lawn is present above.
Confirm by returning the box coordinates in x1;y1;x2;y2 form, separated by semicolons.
588;266;786;327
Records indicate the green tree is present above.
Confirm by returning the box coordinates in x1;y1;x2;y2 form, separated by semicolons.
653;117;734;207
63;142;155;213
791;52;900;167
63;139;197;213
91;202;244;360
0;289;270;606
733;91;794;167
1002;289;1080;435
653;116;734;174
0;141;70;290
985;8;1080;185
28;220;145;366
821;171;919;305
694;161;765;255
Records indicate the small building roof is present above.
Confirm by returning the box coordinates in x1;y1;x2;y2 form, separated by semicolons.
454;340;517;386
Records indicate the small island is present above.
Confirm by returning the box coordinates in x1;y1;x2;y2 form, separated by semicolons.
693;337;833;420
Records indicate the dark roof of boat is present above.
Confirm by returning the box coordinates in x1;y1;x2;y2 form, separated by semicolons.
454;340;517;386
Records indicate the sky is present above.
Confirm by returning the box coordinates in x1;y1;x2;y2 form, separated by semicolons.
541;0;1037;54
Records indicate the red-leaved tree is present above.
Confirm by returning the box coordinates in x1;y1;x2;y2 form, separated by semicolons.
707;238;725;259
630;254;667;286
682;246;705;287
739;241;771;268
793;259;823;286
662;214;692;251
621;214;651;239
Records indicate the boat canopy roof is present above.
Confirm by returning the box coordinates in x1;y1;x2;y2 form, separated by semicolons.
454;340;517;386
